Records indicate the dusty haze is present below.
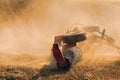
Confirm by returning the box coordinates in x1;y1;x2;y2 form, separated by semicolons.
0;0;120;67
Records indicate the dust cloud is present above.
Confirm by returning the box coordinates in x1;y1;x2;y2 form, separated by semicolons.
0;0;120;67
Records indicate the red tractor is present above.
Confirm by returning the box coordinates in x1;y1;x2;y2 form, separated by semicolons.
52;32;86;69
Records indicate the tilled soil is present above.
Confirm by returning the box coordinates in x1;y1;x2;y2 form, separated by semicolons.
0;60;120;80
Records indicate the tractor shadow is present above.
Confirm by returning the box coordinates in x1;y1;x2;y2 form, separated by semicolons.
32;64;69;80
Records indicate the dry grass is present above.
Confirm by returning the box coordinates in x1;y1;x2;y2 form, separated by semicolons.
0;58;120;80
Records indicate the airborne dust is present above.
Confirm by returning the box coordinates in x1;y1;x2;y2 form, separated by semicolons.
0;0;120;68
